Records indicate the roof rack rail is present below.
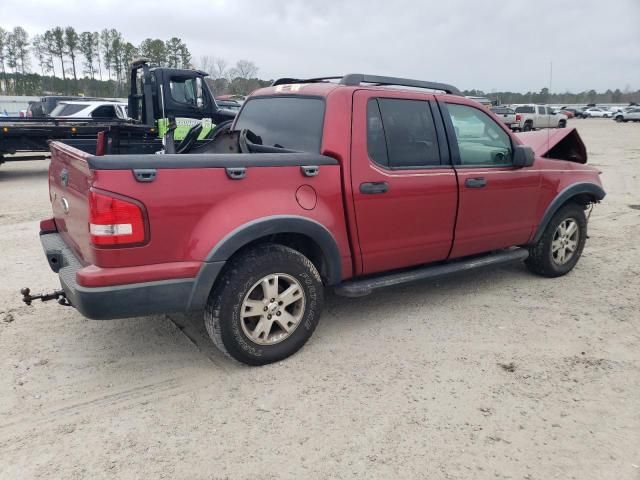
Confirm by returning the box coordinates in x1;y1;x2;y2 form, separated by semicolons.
271;74;462;96
272;76;342;86
340;74;462;96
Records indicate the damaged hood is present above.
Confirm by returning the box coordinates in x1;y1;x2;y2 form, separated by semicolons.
516;127;587;164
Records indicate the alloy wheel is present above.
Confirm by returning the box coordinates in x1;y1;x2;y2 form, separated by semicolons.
240;273;306;345
551;218;580;265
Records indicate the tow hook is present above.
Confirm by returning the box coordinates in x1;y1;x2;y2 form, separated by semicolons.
20;287;70;306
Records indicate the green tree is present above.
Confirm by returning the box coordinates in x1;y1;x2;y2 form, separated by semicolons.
178;43;191;69
165;37;181;68
64;26;79;81
50;27;66;81
100;29;113;80
92;32;102;80
32;34;53;76
43;30;57;78
109;29;125;85
0;27;7;93
79;31;97;78
139;38;167;66
5;32;19;73
122;42;138;70
9;27;30;74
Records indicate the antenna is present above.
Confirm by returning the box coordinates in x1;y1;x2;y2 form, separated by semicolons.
547;61;553;155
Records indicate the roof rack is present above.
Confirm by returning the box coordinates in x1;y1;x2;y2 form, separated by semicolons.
271;74;462;96
340;74;462;96
272;76;342;86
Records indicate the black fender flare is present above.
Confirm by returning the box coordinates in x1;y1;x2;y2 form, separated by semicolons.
187;216;343;311
530;183;605;244
206;216;342;282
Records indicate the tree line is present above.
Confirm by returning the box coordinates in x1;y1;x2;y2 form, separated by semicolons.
465;87;640;106
0;25;191;96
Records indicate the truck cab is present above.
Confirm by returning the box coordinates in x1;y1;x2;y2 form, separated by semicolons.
513;104;568;131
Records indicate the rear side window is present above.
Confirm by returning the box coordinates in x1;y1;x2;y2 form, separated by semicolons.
537;106;546;114
51;103;87;116
366;98;441;169
91;105;117;119
514;106;535;114
234;97;324;152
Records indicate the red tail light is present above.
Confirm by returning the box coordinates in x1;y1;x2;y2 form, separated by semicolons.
516;114;522;121
89;190;146;246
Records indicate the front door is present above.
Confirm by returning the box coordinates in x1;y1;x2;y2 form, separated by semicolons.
350;90;458;275
438;99;541;258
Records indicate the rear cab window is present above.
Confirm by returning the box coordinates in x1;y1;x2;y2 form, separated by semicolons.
514;106;535;114
233;96;325;153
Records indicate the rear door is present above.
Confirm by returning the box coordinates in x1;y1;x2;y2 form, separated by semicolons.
438;99;540;258
350;90;458;275
537;105;549;127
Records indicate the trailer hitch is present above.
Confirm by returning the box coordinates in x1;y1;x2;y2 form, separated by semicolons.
20;287;70;306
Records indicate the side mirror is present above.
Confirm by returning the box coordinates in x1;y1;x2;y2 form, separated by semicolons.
513;145;535;168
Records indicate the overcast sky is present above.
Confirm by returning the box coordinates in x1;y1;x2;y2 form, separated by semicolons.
2;0;639;92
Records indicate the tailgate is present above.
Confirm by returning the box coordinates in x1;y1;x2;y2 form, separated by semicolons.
48;141;93;263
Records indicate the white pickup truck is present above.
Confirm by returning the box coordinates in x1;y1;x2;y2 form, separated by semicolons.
513;105;568;131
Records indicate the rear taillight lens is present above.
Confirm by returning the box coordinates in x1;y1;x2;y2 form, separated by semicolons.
516;114;522;121
89;190;146;246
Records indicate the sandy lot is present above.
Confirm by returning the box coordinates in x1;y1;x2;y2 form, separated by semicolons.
1;119;638;479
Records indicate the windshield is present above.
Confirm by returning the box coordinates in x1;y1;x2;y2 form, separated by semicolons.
234;96;325;152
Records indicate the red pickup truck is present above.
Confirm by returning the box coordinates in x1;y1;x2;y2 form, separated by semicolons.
35;74;605;365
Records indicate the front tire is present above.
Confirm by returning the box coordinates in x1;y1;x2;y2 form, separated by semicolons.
525;203;587;277
558;120;566;128
204;244;324;365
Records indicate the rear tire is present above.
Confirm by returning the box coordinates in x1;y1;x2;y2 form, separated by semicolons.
525;203;587;277
204;243;324;365
523;122;533;132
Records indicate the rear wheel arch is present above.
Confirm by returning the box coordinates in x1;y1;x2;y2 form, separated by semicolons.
530;183;605;244
206;216;342;286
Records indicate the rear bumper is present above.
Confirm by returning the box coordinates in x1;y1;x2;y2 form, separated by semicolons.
40;233;224;320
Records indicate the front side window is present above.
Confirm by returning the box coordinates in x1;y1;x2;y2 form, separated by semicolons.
170;77;205;108
366;98;440;169
446;103;513;166
234;96;325;152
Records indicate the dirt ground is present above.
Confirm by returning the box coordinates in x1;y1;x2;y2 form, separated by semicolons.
1;119;638;480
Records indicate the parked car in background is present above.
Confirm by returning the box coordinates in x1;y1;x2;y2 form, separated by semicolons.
50;101;128;120
513;105;568;131
613;107;640;122
216;94;246;105
26;96;112;118
216;99;242;111
557;108;575;118
583;107;611;118
490;106;519;130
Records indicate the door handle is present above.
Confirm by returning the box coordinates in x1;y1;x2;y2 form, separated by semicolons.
360;181;389;194
465;177;487;188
